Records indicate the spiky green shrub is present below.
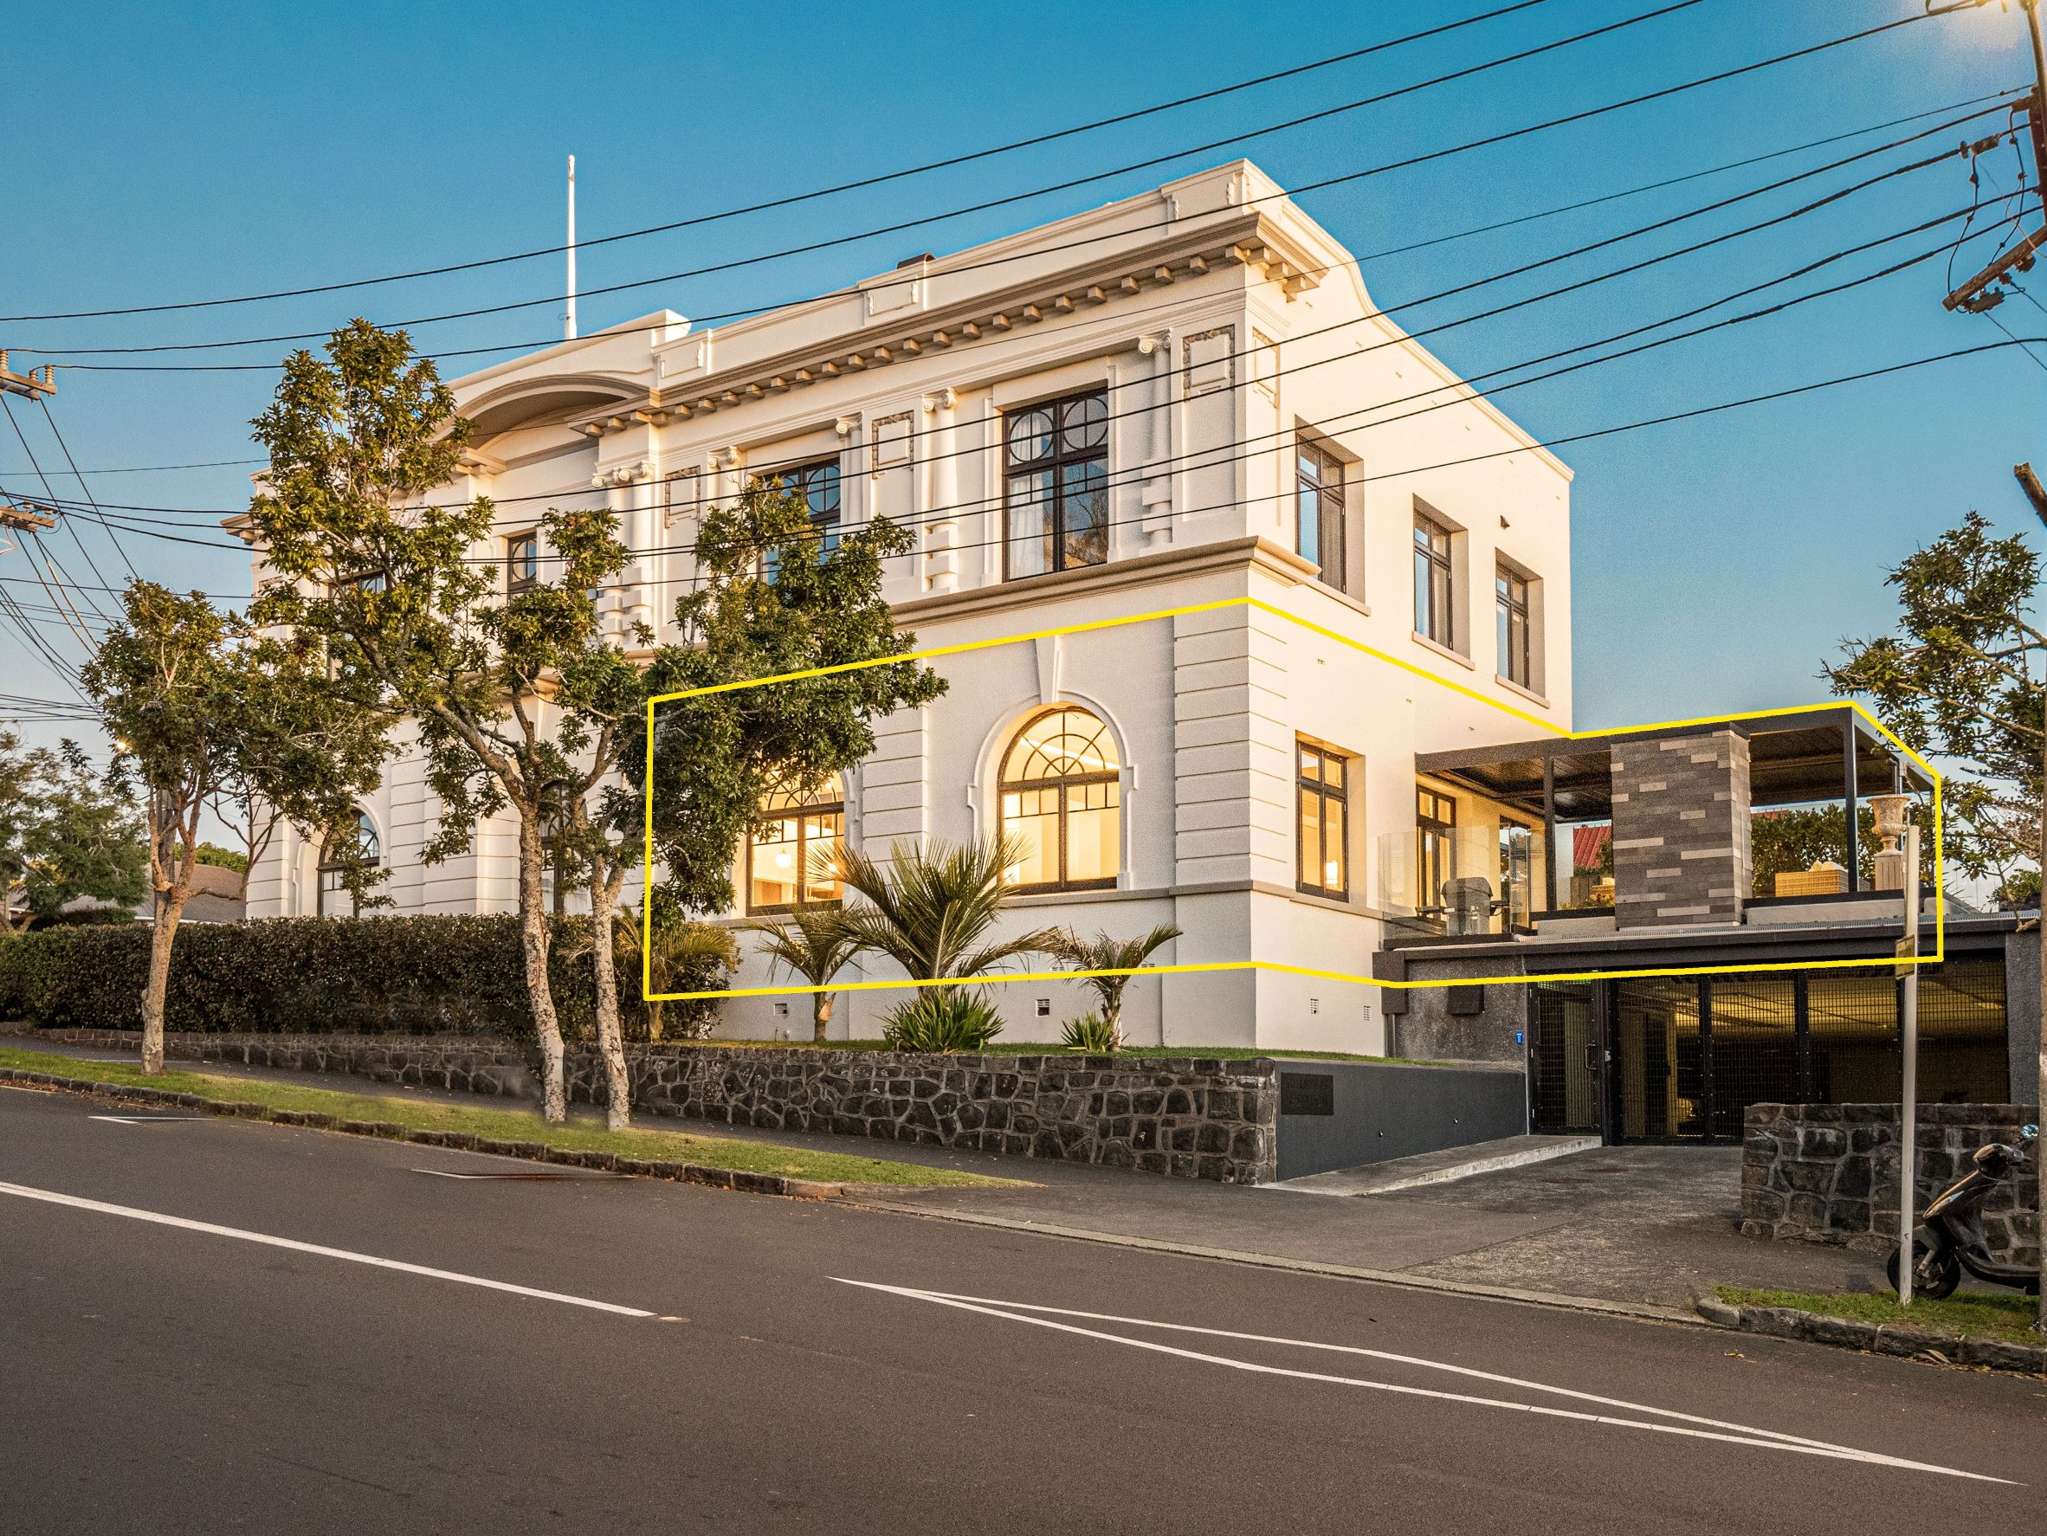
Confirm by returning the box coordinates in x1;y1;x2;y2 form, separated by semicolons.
1059;1012;1118;1053
880;988;1003;1053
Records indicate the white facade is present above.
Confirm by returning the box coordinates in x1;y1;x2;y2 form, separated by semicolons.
244;160;1574;1054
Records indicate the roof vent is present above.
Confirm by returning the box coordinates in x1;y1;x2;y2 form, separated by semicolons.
897;252;933;268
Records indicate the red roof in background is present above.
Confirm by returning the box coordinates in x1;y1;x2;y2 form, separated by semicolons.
1573;825;1611;868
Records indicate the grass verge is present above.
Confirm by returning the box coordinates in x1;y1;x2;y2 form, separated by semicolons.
1716;1285;2042;1345
0;1045;1012;1190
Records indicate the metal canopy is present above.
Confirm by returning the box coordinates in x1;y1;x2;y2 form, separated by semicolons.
1416;709;1930;822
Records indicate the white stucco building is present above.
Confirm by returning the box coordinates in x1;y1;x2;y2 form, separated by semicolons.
243;159;1575;1054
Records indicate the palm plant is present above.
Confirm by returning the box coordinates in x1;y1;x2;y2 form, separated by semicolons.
607;906;738;1042
830;834;1063;1034
742;906;862;1043
1045;922;1183;1051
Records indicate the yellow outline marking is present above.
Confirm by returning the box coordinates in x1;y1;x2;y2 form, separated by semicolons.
643;596;1946;1001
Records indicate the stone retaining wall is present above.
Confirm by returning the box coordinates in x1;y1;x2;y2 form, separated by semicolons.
22;1029;1279;1183
1741;1101;2039;1265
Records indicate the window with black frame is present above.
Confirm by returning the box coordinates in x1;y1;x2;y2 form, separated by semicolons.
1413;510;1454;646
1296;440;1347;592
1416;785;1457;914
745;779;844;913
506;530;538;595
1004;389;1108;579
317;810;381;917
1296;740;1349;898
1496;564;1532;688
758;457;842;580
998;706;1120;892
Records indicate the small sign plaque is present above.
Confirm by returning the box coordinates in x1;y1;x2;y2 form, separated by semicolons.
1280;1072;1335;1117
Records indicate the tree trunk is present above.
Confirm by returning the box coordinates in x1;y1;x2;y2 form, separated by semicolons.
588;877;633;1131
813;993;833;1045
516;814;568;1123
140;890;187;1075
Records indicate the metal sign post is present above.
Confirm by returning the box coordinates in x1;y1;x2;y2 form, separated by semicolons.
1896;822;1922;1305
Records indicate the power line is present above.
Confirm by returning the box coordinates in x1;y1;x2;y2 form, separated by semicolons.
0;397;122;616
18;0;1714;363
0;0;1573;325
38;396;139;580
38;119;2016;531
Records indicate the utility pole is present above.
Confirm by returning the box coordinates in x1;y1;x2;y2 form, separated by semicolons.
1942;0;2047;312
0;350;57;403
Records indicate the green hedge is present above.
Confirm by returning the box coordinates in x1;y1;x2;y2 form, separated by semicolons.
0;915;725;1040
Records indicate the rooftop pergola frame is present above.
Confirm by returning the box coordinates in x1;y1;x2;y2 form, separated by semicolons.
1415;708;1932;913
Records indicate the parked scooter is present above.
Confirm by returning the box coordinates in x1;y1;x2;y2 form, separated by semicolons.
1888;1124;2039;1299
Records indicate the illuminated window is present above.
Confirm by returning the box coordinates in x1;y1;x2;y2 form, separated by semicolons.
998;706;1120;892
746;779;845;914
317;810;380;918
1416;786;1458;914
1297;741;1349;899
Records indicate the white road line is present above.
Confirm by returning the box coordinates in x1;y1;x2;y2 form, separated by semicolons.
835;1280;2013;1486
88;1115;213;1125
0;1179;656;1318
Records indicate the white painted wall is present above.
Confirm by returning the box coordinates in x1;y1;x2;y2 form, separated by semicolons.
242;159;1574;1054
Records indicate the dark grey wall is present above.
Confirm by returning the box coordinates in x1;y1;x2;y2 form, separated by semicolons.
1274;1059;1528;1180
1382;951;1531;1065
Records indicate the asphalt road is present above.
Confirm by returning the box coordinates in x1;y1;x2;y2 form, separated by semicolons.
3;1085;2043;1535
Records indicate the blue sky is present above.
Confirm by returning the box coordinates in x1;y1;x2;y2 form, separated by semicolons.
3;0;2044;749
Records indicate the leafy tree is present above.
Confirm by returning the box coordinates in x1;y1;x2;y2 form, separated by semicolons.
743;906;862;1043
83;583;383;1073
1825;509;2045;1325
1749;803;1931;897
189;842;249;874
1045;922;1183;1050
0;731;147;934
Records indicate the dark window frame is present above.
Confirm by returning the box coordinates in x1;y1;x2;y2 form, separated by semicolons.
744;780;846;916
1413;509;1455;647
1295;439;1348;593
316;810;381;918
1296;740;1351;900
755;455;844;580
998;705;1121;894
1416;784;1458;915
1496;563;1533;688
506;530;539;595
1002;388;1110;581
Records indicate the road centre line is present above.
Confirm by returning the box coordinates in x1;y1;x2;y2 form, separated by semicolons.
0;1179;656;1318
835;1280;2012;1485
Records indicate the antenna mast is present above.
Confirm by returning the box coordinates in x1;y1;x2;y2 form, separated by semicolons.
564;154;578;341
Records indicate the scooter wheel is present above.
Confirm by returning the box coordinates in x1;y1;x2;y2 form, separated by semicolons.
1887;1238;1960;1300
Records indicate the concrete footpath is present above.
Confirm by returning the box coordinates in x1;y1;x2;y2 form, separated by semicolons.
17;1039;1880;1313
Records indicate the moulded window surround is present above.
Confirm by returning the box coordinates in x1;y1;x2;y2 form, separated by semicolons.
1002;389;1109;581
1296;739;1351;900
745;779;845;914
998;704;1121;893
1295;437;1348;594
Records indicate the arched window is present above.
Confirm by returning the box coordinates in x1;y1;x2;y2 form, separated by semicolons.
317;811;381;917
746;779;844;913
999;706;1121;892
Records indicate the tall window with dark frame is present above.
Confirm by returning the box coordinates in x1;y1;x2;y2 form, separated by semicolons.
506;530;538;595
1413;511;1454;646
1296;741;1349;899
745;779;844;914
758;457;843;581
1416;785;1457;914
317;810;380;917
1004;389;1108;579
1496;564;1532;688
1295;441;1347;592
998;705;1120;892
